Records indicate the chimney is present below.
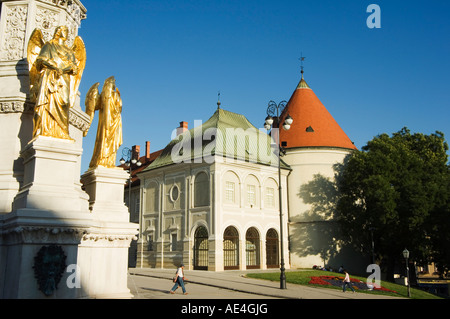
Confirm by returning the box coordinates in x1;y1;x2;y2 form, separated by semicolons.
145;141;150;160
176;121;188;136
131;145;140;162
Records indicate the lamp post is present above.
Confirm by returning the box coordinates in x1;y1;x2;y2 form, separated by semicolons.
119;147;142;213
120;147;142;267
369;227;376;264
402;248;411;297
264;100;293;290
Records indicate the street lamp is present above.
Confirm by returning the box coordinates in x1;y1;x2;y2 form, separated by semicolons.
121;147;143;267
264;100;293;290
402;248;411;297
369;227;376;264
120;147;142;213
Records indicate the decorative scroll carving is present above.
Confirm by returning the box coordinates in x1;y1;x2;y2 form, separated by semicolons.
1;226;88;245
0;100;33;113
82;233;138;248
0;5;28;61
39;0;87;26
35;7;60;42
1;225;137;247
0;1;86;62
69;106;91;134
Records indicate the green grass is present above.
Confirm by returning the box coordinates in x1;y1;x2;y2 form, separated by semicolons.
246;270;443;299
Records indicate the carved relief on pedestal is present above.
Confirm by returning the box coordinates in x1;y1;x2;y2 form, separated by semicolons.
34;6;60;42
0;1;87;62
0;100;33;113
0;5;28;61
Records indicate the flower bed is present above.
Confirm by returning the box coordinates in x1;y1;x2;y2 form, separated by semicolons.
308;275;397;293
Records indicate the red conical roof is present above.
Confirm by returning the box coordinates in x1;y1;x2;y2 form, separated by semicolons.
279;74;357;150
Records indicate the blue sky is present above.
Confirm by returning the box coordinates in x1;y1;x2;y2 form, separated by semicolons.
77;0;450;172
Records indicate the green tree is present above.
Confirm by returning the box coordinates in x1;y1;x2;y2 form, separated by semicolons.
428;170;450;276
334;128;450;280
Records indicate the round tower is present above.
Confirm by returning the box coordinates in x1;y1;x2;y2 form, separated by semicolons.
279;71;357;269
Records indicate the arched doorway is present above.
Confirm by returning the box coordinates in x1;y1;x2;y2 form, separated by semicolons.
223;226;239;270
266;228;279;268
246;227;260;269
194;226;208;270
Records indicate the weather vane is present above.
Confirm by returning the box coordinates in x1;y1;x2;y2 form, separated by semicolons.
299;52;306;74
217;91;221;109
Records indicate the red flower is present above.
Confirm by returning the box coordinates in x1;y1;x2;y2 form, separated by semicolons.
308;275;398;294
309;276;331;286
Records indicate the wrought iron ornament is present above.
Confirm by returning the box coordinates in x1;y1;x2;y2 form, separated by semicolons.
267;100;287;117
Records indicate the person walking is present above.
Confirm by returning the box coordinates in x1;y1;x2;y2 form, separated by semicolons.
342;270;355;293
170;264;188;295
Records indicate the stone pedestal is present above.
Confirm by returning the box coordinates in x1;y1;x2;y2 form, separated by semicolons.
1;136;92;298
81;166;131;221
0;0;138;300
13;136;90;213
80;166;138;298
1;138;138;298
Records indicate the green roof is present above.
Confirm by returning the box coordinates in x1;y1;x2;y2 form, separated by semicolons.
143;108;291;171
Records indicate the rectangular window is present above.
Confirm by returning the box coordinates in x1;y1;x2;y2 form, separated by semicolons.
225;181;235;203
247;184;256;206
265;187;275;208
147;234;153;251
171;233;177;251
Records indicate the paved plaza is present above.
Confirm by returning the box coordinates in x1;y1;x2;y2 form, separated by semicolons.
127;268;404;300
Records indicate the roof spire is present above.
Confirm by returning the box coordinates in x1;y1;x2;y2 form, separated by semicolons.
299;52;306;78
217;91;221;109
296;53;310;89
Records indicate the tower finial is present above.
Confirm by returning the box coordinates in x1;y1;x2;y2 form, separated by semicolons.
217;91;221;109
299;52;306;78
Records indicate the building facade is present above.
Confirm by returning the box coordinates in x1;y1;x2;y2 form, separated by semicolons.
128;71;364;273
136;108;291;271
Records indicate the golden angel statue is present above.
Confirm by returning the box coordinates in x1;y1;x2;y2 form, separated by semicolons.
85;76;123;169
27;25;86;140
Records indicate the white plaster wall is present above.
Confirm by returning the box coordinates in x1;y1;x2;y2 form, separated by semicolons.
283;147;352;268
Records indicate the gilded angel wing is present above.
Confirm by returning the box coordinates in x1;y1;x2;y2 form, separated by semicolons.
83;82;100;137
69;35;87;108
26;29;44;102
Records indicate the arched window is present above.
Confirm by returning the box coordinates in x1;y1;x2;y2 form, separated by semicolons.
266;229;279;268
246;227;260;269
223;226;239;270
224;171;239;205
244;174;260;208
194;172;209;207
264;178;278;209
194;226;209;270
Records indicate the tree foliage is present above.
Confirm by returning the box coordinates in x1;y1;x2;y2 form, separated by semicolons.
334;128;450;277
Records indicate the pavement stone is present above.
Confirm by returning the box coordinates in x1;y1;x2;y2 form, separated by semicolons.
127;268;404;300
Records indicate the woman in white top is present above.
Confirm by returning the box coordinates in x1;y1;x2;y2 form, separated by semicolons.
342;270;355;293
170;264;188;295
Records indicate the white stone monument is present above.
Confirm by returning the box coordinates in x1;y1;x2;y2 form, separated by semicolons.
0;0;138;298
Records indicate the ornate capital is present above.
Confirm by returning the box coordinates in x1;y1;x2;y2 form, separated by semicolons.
0;99;33;113
82;233;138;248
69;106;91;134
1;225;88;245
